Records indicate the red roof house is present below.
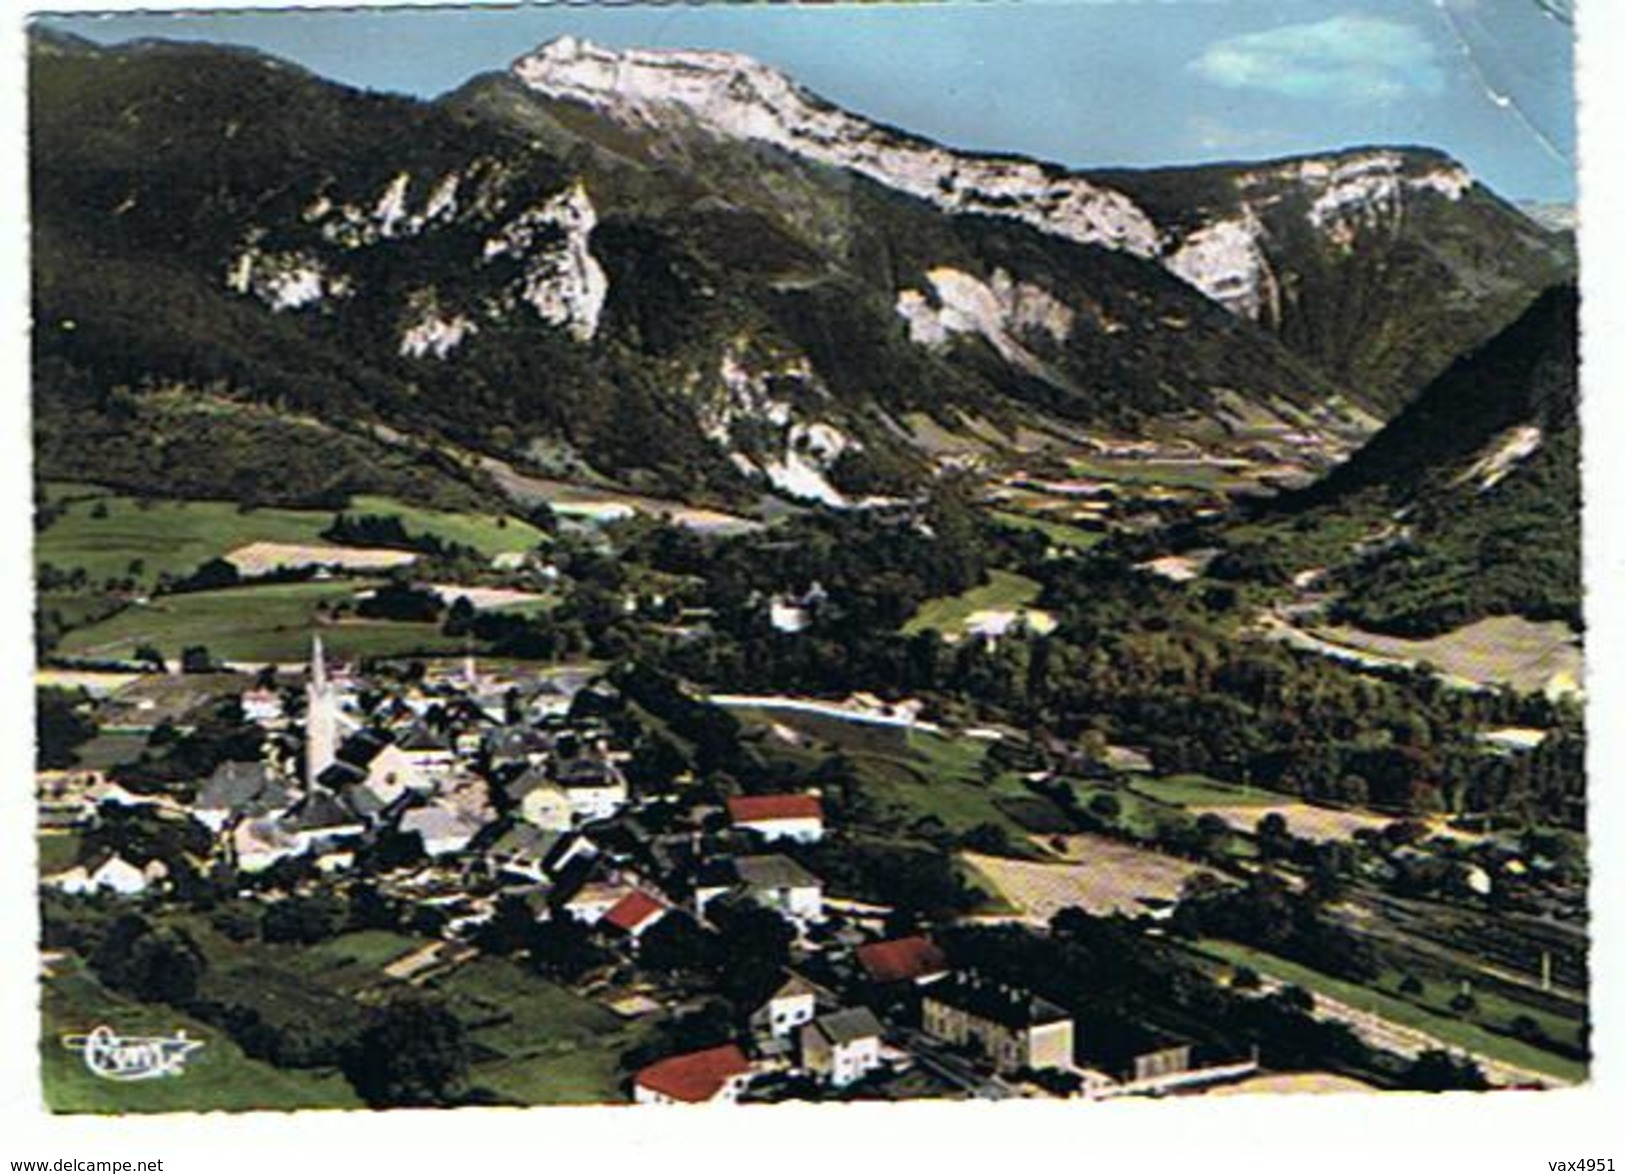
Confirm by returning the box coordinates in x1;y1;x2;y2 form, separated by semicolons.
602;890;668;938
633;1044;753;1104
726;794;824;842
856;936;949;985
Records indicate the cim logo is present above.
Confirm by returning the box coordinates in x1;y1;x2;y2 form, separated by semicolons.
61;1025;203;1081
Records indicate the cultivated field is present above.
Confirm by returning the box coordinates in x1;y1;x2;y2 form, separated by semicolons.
990;510;1105;551
962;833;1207;922
37;483;548;587
1312;616;1583;696
432;956;649;1104
1129;775;1277;809
56;580;460;664
225;541;417;576
479;458;758;536
38;488;333;586
1188;802;1392;843
904;570;1046;638
427;583;555;612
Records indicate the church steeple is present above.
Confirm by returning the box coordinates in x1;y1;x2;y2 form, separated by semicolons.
305;634;337;789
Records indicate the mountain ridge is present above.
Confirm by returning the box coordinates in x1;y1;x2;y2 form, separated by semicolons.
28;30;1571;515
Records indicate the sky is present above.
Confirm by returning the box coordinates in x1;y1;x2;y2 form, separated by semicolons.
36;1;1577;201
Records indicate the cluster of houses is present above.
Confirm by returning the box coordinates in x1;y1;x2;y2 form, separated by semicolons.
41;637;1264;1103
632;932;1098;1104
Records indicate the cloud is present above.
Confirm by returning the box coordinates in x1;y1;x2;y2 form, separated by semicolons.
1191;14;1445;103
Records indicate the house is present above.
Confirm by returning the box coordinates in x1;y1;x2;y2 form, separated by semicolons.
632;1044;754;1105
50;853;166;896
1079;1018;1194;1084
750;973;822;1041
727;794;824;843
856;936;949;986
555;758;629;823
396;724;456;775
505;767;574;832
483;725;555;770
800;1007;885;1088
486;824;567;884
696;855;824;923
282;790;366;853
230;815;305;873
195;761;295;833
563;879;634;926
922;972;1075;1075
241;688;285;725
330;737;431;816
768;596;812;634
735;855;823;922
600;890;669;940
399;805;484;857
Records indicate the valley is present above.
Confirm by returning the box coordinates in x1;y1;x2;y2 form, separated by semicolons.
29;23;1585;1115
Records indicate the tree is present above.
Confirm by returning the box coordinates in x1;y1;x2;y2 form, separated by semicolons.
260;895;344;945
529;915;603;983
473;894;537;957
1273;985;1315;1015
342;994;469;1108
708;899;795;1007
1087;792;1121;823
637;912;721;977
180;645;216;674
91;915;207;1006
37;688;97;769
959;822;1012;855
1405;1049;1489;1092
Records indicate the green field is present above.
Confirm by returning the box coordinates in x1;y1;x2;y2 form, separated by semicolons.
37;831;83;875
1059;780;1163;837
37;484;544;589
1064;455;1227;491
903;570;1044;637
38;490;333;587
41;957;361;1113
347;495;547;558
1187;939;1586;1084
991;510;1105;551
432;957;648;1105
1130;774;1279;809
62;730;150;771
742;708;1036;845
56;580;462;663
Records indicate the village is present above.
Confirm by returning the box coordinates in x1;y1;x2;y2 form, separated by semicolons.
37;632;1326;1107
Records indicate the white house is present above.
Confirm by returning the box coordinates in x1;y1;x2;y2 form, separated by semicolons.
800;1007;884;1088
231;816;304;873
399;805;483;857
727;793;824;844
563;880;634;926
51;854;165;896
556;759;629;823
508;769;574;832
751;973;821;1040
735;855;823;923
241;688;285;725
